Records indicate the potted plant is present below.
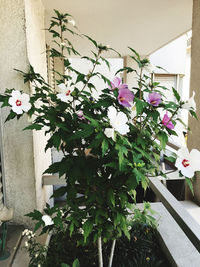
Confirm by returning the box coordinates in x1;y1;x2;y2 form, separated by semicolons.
0;9;199;267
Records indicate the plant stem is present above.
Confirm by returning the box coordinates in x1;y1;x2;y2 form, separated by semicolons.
108;239;116;267
98;236;103;267
81;50;101;93
139;68;143;132
59;19;65;77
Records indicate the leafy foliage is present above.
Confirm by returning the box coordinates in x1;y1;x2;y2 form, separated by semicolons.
0;8;197;267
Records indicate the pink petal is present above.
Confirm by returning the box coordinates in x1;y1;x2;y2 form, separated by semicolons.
113;77;121;87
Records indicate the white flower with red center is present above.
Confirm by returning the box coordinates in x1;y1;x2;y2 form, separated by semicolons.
104;106;129;141
182;91;196;112
57;83;74;103
8;90;31;115
42;215;54;226
175;147;200;178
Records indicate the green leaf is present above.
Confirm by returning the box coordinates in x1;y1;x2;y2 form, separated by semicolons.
116;144;128;170
135;98;148;114
172;87;181;102
34;221;43;232
5;111;17;122
101;139;109;156
69;222;74;237
189;110;198;119
128;47;140;59
107;188;115;206
83;219;93;242
83;35;98;47
61;263;70;267
51;186;67;199
185;177;194;195
23;124;43;131
133;168;145;183
68;124;94;141
141;176;149;191
157;131;168;149
76;73;85;83
100;57;110;70
25;209;43;220
72;259;80;267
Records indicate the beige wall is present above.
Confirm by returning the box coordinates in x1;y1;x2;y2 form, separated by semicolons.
24;0;53;211
0;0;52;225
187;0;200;204
0;0;36;225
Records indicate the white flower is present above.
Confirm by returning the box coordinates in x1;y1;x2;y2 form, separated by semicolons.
79;228;84;234
57;83;74;103
68;19;75;26
60;209;65;217
175;147;200;178
107;106;129;135
144;63;157;73
104;128;115;141
41;215;54;226
24;241;29;248
22;229;28;236
182;91;196;111
8;90;31;114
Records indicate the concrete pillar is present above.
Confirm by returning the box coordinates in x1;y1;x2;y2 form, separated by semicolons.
0;0;52;226
187;0;200;204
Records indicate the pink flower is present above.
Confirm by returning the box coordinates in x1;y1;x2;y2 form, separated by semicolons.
118;88;134;107
162;112;174;130
109;77;128;91
147;92;162;106
77;111;85;120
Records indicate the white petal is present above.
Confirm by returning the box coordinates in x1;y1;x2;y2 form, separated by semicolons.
8;97;16;106
21;93;30;103
108;106;117;122
104;128;115;141
11;90;21;99
180;166;194;178
22;103;31;112
116;111;128;124
116;124;129;135
12;105;23;114
175;157;183;170
57;93;69;103
182;91;196;111
42;215;53;226
176;147;189;158
58;83;67;93
67;95;73;102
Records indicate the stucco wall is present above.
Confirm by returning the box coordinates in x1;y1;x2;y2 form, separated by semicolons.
24;0;53;210
187;0;200;204
0;0;36;225
0;0;52;225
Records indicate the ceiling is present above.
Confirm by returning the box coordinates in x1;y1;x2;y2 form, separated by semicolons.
42;0;193;56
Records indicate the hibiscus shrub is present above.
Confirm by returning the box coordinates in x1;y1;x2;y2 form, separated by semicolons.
0;9;198;266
